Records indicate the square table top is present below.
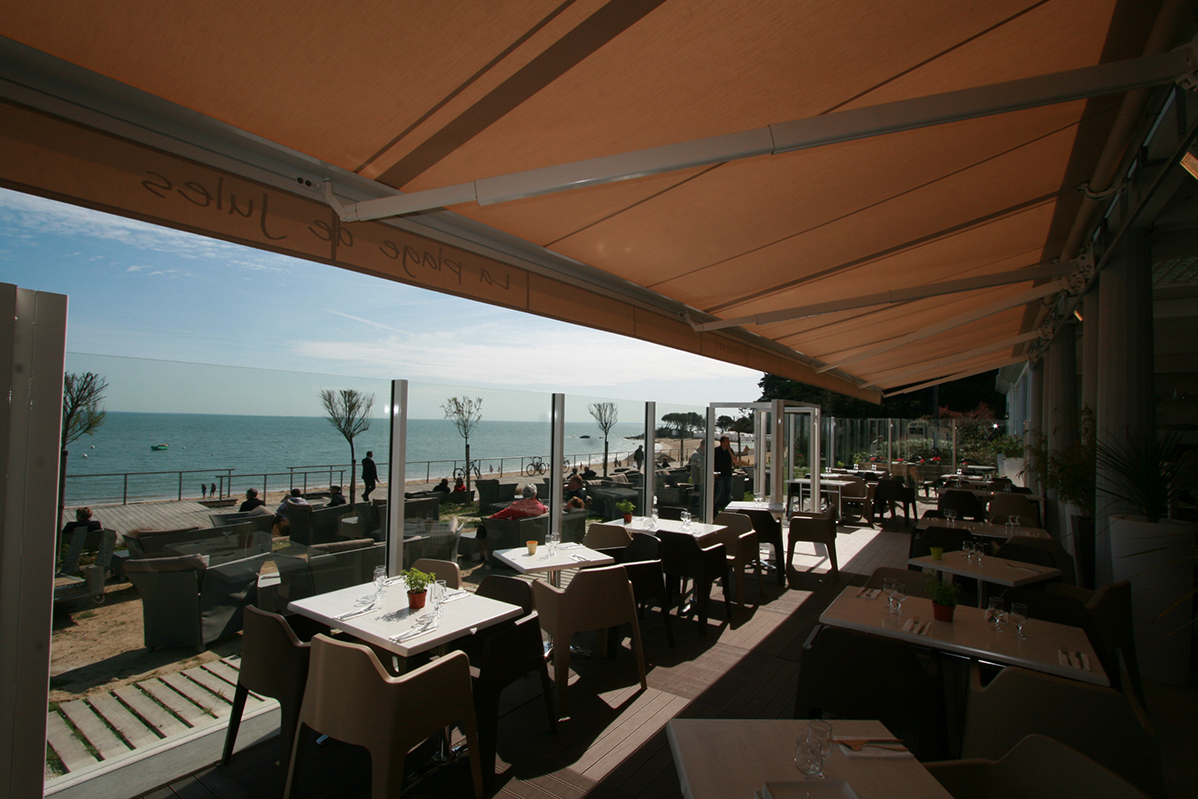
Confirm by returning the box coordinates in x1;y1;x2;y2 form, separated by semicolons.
287;580;521;658
818;585;1108;686
724;500;787;516
618;516;730;548
493;543;614;575
667;718;952;799
908;549;1062;588
915;518;1051;540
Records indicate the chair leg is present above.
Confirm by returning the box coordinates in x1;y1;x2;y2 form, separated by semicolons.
371;740;407;799
827;540;839;580
552;636;572;715
459;703;485;799
538;657;558;732
473;687;500;791
221;683;248;765
277;696;303;785
628;611;647;691
282;721;308;799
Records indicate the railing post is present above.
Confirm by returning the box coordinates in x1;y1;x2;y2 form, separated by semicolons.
123;474;128;505
178;472;182;501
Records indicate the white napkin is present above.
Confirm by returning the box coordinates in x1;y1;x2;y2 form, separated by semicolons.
1057;649;1092;670
442;589;469;602
856;587;880;599
834;739;912;758
558;543;582;550
901;619;932;636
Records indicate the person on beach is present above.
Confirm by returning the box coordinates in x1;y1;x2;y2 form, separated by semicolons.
327;485;347;507
476;484;546;562
200;483;207;498
689;439;706;485
633;445;644;471
209;482;217;499
239;488;266;513
361;451;378;501
452;476;469;493
432;477;451;494
276;488;309;516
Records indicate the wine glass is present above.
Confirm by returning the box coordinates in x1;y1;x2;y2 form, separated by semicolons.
1010;602;1029;639
794;735;825;779
987;596;1006;632
680;509;692;531
973;538;985;564
883;577;897;615
944;508;957;527
892;582;907;617
808;719;834;758
548;529;560;556
432;579;447;618
369;565;387;604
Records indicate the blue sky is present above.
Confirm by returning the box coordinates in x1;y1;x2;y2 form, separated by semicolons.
0;188;764;418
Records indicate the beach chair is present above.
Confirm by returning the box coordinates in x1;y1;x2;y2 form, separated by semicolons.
54;528;117;606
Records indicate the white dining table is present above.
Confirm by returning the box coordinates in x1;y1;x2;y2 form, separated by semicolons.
915;518;1051;540
819;585;1108;686
724;499;786;518
287;580;522;658
667;718;953;799
492;543;614;587
908;549;1063;606
618;516;730;549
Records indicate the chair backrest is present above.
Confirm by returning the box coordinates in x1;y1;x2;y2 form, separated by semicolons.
658;529;718;577
987;493;1041;526
961;667;1163;797
739;508;781;542
989;735;1152;798
284;503;314;543
531;564;635;633
300;635;474;753
474;479;504;506
475;574;534;616
57;525;90;575
404;495;440;520
239;606;310;700
618;532;662;564
583;522;633;551
410;557;462;589
910;525;969;559
938;489;986;519
864;566;932;598
788;512;836;545
714;511;753;536
873;479;907;503
839;477;868;500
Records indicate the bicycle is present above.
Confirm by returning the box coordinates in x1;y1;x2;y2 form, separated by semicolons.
524;457;547;476
453;460;481;481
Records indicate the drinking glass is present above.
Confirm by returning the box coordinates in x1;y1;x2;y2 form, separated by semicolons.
548;529;560;556
944;508;957;527
883;577;897;614
432;579;447;617
680;509;691;531
892;582;907;617
794;735;825;778
987;596;1006;632
808;719;834;758
973;538;984;564
1010;602;1029;639
371;565;387;603
754;491;764;507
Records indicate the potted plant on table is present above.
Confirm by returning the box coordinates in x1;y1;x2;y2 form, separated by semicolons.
1096;428;1198;684
925;576;960;622
401;566;434;610
615;499;635;524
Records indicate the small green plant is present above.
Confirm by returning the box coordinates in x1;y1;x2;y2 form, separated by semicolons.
990;434;1025;458
615;500;636;515
925;576;960;607
401;567;435;594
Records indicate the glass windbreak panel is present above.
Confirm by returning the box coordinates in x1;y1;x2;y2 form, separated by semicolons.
710;402;762;506
564;394;646;523
403;380;551;567
50;352;393;783
655;401;708;520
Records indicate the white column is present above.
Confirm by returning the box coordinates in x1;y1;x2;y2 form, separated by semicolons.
1081;289;1101;413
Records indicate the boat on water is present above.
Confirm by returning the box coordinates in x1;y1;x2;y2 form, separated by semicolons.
150;444;169;451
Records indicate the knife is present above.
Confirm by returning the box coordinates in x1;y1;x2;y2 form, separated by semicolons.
335;603;377;621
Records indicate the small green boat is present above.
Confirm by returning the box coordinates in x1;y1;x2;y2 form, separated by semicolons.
150;443;169;451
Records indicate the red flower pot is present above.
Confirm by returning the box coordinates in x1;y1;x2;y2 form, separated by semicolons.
408;591;427;610
932;602;954;622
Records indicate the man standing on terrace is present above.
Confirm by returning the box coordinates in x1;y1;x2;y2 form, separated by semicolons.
715;435;738;512
361;450;378;501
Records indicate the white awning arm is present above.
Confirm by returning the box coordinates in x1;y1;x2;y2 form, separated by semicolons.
864;330;1044;388
327;41;1198;223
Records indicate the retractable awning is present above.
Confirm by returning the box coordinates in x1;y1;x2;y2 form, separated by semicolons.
1;0;1190;401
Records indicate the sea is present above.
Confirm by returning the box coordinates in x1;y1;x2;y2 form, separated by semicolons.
62;412;649;505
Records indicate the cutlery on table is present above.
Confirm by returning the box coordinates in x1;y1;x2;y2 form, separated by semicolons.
1004;563;1045;573
391;617;438;642
570;554;588;562
837;739;908;752
335;603;377;621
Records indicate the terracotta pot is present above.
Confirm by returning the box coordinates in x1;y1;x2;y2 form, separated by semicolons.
623;512;633;523
408;590;427;610
932;602;954;622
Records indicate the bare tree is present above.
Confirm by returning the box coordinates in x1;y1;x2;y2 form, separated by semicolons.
321;388;374;505
589;401;619;476
443;396;483;493
59;372;108;528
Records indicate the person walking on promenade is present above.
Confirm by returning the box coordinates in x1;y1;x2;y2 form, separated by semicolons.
633;445;645;471
209;482;217;499
715;435;739;512
201;483;207;498
361;451;378;501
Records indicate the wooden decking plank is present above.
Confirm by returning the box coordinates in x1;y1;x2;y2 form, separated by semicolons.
46;710;100;773
602;697;713;796
59;698;132;760
193;765;252;799
88;692;163;749
161;671;231;718
139;678;214;728
113;685;190;738
582;692;691;780
189;665;268;710
573;688;675;774
162;773;219;799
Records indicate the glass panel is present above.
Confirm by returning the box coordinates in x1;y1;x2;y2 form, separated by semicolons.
563;394;647;523
655;401;709;520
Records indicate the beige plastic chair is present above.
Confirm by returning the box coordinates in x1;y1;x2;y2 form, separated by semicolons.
583;522;634;552
714;511;761;608
926;734;1151;798
284;636;483;799
959;664;1163;797
787;511;839;580
222;606;312;787
987;493;1042;527
410;557;462;589
838;477;874;525
531;564;647;716
738;507;785;585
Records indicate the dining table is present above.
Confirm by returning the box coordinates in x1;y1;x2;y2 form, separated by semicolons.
908;549;1063;606
788;477;855;517
492;542;614;587
287;579;522;659
915;517;1051;541
617;515;731;549
819;584;1108;686
667;718;953;799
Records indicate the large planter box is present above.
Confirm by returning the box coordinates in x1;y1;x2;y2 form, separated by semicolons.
1109;515;1196;685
